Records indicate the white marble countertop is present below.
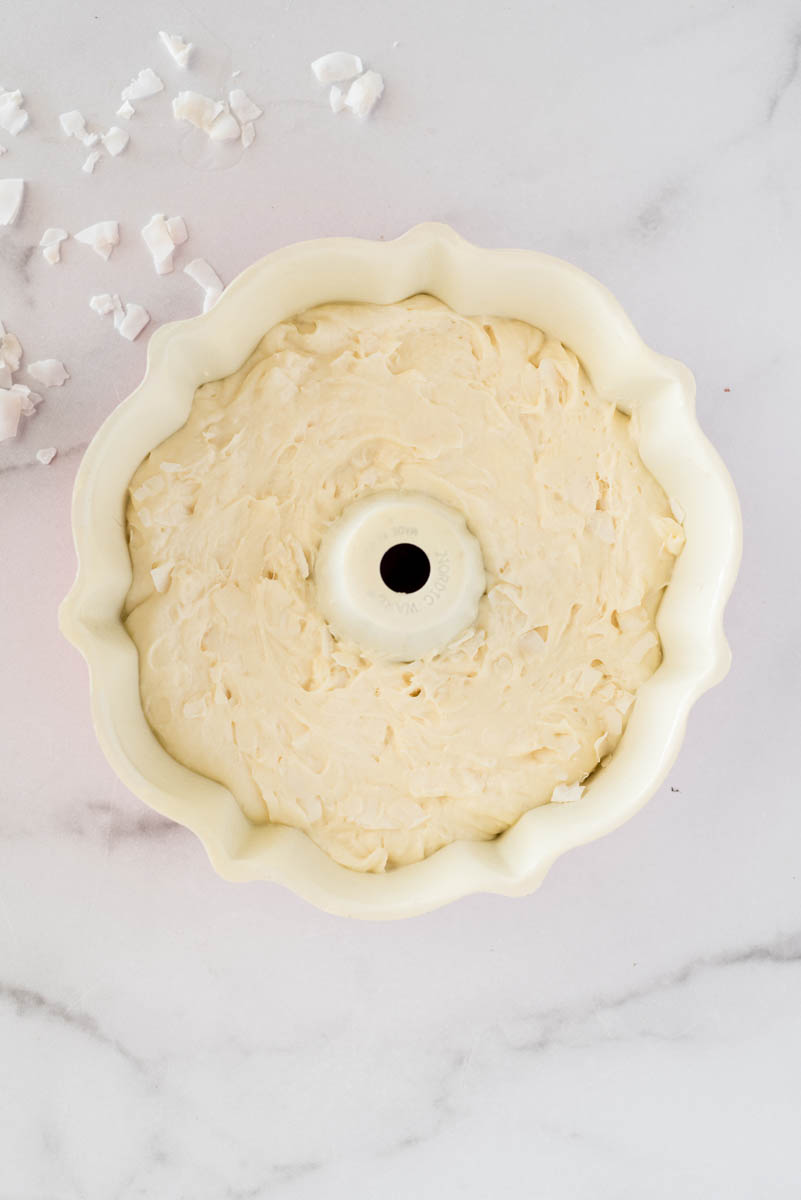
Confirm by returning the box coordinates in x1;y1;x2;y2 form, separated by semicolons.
2;1;800;1195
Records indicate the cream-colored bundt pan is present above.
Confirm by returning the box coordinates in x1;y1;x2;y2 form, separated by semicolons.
59;224;741;919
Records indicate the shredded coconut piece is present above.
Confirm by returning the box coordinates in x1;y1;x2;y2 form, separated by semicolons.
1;328;23;372
14;384;43;416
89;293;117;316
208;110;240;141
228;89;262;123
184;258;223;312
0;178;24;225
150;562;174;592
550;781;585;804
82;149;101;173
311;52;363;84
59;110;98;146
0;388;22;441
159;31;193;68
28;359;69;387
121;68;164;102
40;228;68;266
329;85;346;113
75;221;119;260
345;70;384;118
36;446;57;465
101;126;129;156
117;302;150;341
240;121;255;148
117;99;135;119
0;144;6;156
141;213;181;273
165;215;187;244
172;91;223;131
0;87;29;136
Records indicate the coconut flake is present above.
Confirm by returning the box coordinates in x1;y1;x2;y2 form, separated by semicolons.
345;70;384;118
27;359;69;387
165;215;187;245
0;388;22;441
159;31;193;68
311;52;363;84
75;221;119;260
0;144;5;155
184;258;223;312
0;178;24;225
141;213;175;273
150;562;174;592
14;384;43;416
172;90;223;131
36;446;57;465
101;126;129;156
0;88;29;136
116;303;150;341
329;85;346;113
59;110;98;146
240;121;255;148
117;99;135;120
121;68;164;102
89;292;117;316
208;110;240;141
550;782;585;804
228;89;262;123
39;228;68;265
0;330;22;372
82;149;101;174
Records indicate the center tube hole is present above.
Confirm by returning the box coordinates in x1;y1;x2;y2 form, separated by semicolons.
380;543;431;594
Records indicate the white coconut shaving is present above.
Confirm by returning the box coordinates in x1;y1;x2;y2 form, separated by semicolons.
150;562;173;592
550;782;585;804
141;212;187;274
59;110;98;146
13;383;43;416
228;89;262;123
0;178;24;225
116;302;150;341
101;126;129;156
121;68;164;102
0;144;6;156
329;85;346;113
165;215;187;244
36;446;57;465
117;99;135;120
172;91;222;131
311;52;363;84
184;258;223;312
345;71;384;118
0;87;29;136
40;228;69;265
241;121;255;148
82;150;101;174
159;31;193;68
208;110;240;141
1;328;23;373
89;293;124;320
75;221;119;261
0;388;22;441
28;359;69;387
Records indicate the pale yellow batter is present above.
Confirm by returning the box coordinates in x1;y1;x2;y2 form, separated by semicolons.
124;296;683;872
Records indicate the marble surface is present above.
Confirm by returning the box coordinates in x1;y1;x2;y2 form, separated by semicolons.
1;0;800;1195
